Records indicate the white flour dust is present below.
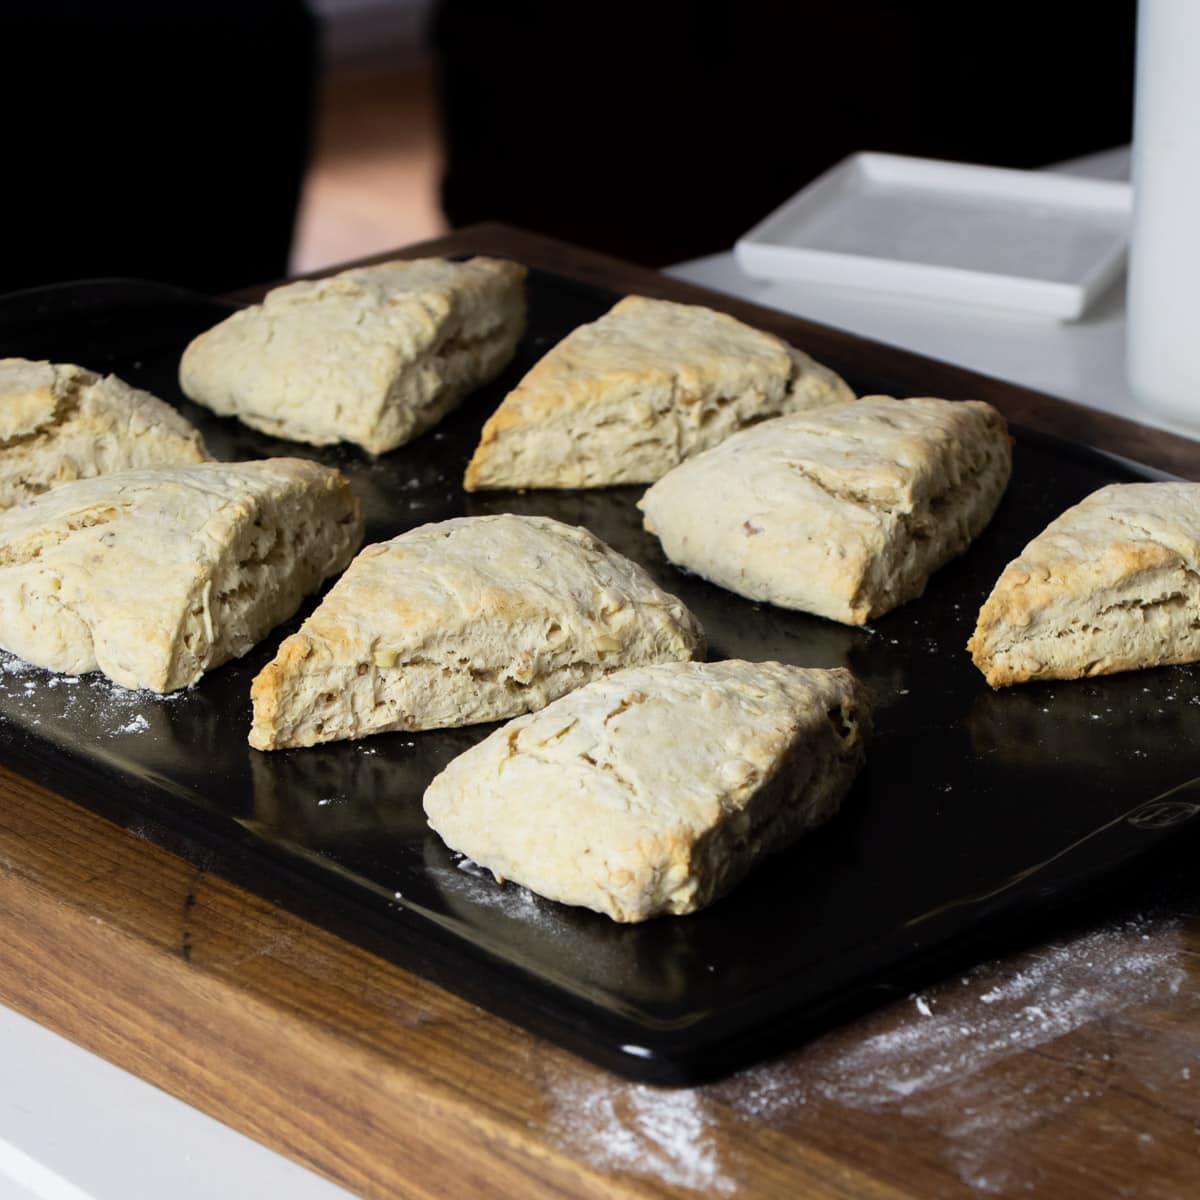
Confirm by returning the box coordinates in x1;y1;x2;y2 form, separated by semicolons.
546;1071;735;1196
428;857;547;924
713;911;1192;1194
443;864;737;1191
0;653;37;681
543;914;1190;1196
787;915;1183;1109
0;649;178;737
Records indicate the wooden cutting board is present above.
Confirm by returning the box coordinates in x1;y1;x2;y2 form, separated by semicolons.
2;224;1199;1200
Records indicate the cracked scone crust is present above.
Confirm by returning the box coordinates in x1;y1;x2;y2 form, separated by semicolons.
639;396;1012;624
249;514;706;750
969;482;1200;687
0;357;210;509
463;294;854;490
423;660;871;922
0;459;362;691
179;256;527;454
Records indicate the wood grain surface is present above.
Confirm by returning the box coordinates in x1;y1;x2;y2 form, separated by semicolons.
3;224;1200;1200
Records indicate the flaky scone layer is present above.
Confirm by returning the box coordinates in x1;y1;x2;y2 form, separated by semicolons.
640;396;1012;624
463;295;853;490
0;460;362;691
180;256;526;454
423;660;871;922
970;482;1200;687
249;514;705;749
0;357;210;509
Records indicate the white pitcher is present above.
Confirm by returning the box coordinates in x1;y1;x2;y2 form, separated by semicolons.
1127;0;1200;425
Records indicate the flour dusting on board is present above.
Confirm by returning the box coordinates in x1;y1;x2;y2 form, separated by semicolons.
736;914;1183;1112
546;1070;735;1195
713;910;1192;1194
542;912;1190;1199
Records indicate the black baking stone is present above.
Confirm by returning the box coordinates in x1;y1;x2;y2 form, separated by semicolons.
1;272;1199;1086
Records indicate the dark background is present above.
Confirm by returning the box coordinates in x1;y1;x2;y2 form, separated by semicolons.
435;1;1138;266
0;1;1137;294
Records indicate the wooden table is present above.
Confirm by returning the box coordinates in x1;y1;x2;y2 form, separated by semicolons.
3;225;1199;1200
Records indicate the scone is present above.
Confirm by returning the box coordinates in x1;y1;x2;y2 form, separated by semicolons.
249;514;705;750
179;256;527;454
423;660;871;922
0;460;362;691
0;357;210;509
639;396;1012;625
970;481;1200;687
462;295;853;490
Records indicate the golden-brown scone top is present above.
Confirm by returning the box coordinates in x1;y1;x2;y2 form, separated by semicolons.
179;256;527;455
248;514;705;750
0;357;210;509
640;396;1012;625
0;459;362;692
970;481;1200;687
423;660;871;922
463;294;853;490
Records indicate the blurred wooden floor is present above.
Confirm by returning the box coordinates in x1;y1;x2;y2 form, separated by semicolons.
291;60;445;274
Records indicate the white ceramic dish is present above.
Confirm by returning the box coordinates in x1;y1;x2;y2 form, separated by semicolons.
735;152;1132;321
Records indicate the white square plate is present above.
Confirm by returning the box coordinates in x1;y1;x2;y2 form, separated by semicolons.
735;152;1132;321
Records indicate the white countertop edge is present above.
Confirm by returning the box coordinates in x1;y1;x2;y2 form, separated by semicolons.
0;1006;351;1200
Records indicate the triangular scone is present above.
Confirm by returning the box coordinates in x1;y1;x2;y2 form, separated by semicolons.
0;460;362;691
423;661;871;922
970;482;1200;687
0;357;210;509
180;257;527;454
462;295;853;490
639;396;1012;624
249;514;706;750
